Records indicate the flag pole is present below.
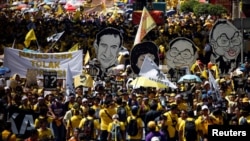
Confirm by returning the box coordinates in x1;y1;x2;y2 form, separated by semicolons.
240;0;244;65
36;40;40;52
11;39;16;49
47;40;58;52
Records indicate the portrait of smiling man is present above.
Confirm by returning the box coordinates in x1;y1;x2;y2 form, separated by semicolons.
94;27;124;77
209;19;243;74
166;37;198;70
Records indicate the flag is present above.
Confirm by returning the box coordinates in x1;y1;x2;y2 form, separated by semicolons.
139;55;177;89
101;0;106;12
68;43;79;52
56;4;64;16
66;64;75;96
73;10;80;21
134;7;156;46
74;72;93;88
108;6;118;23
24;29;37;47
190;60;203;74
208;70;221;100
210;65;219;79
201;69;208;79
84;50;90;65
47;31;65;42
240;0;246;18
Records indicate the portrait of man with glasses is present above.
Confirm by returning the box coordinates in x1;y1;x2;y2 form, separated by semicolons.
209;19;243;74
166;37;198;71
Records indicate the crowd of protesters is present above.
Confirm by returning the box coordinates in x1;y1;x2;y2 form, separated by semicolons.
1;1;250;141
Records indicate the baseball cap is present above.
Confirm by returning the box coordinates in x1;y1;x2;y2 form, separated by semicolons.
112;114;119;119
202;105;208;110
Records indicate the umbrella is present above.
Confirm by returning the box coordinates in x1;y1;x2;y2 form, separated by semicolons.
232;68;243;76
64;4;76;12
129;76;168;89
178;74;202;83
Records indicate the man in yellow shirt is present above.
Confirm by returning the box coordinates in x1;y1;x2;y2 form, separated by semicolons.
178;110;199;141
196;105;215;141
37;119;54;140
79;108;100;141
127;106;144;141
107;114;126;141
1;122;16;141
66;109;82;139
81;98;89;118
99;100;117;141
164;104;179;141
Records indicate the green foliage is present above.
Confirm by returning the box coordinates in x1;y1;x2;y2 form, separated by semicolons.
208;4;228;16
180;0;200;13
193;3;209;16
180;0;228;16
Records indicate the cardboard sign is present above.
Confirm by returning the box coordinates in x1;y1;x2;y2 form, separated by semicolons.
43;71;57;91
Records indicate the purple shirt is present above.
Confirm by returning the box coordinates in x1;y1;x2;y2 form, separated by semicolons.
145;131;167;141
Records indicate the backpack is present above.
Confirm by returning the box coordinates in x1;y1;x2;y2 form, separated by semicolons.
184;119;197;141
81;118;94;140
117;106;127;123
127;116;138;136
111;123;122;140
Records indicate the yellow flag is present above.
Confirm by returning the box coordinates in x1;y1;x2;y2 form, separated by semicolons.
211;65;219;79
84;50;90;65
190;62;198;74
24;29;37;47
68;43;79;52
201;69;208;79
74;73;93;88
56;4;64;16
108;7;118;23
73;11;80;21
134;7;156;46
101;0;106;12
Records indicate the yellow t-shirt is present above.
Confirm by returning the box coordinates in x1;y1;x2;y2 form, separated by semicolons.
178;102;188;111
67;115;82;136
178;117;199;141
81;106;89;117
164;111;179;138
79;116;100;139
127;116;144;140
197;115;214;136
107;121;126;141
34;116;53;128
19;104;32;110
176;117;185;132
1;130;16;141
37;128;53;140
99;108;117;130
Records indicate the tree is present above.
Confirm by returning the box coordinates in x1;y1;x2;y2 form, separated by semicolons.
208;4;228;16
193;3;209;16
180;0;228;16
180;0;200;13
